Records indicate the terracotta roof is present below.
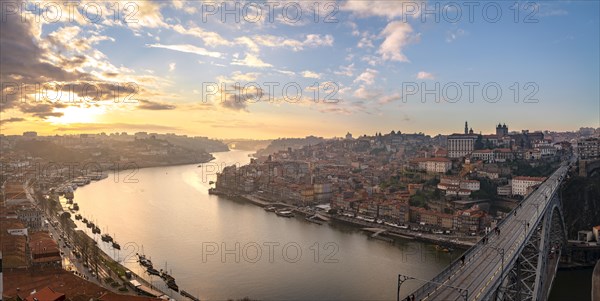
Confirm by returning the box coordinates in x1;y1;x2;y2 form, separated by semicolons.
24;286;65;301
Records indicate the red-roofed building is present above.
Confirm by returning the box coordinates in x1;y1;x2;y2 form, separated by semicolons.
22;286;65;301
29;232;61;266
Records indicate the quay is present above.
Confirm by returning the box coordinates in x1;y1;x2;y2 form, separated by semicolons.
332;215;476;248
213;188;475;248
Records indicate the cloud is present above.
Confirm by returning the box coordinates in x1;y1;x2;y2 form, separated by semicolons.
302;34;335;48
169;63;176;72
126;1;169;29
353;86;379;99
231;53;272;68
378;21;415;62
277;70;296;76
18;103;67;119
341;0;420;19
378;93;402;104
354;69;378;85
446;28;466;43
334;63;355;77
137;100;177;110
301;70;321;79
416;71;435;80
171;23;232;47
236;34;334;54
146;43;222;58
0;117;26;123
217;71;261;83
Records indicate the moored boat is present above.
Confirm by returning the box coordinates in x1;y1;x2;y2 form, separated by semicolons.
275;210;294;217
147;267;160;276
101;234;113;242
166;279;179;292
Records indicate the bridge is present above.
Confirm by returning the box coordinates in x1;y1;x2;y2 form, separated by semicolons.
399;158;575;301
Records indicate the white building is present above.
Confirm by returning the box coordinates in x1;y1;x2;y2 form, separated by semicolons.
511;176;546;196
447;134;478;158
471;149;495;162
410;157;452;173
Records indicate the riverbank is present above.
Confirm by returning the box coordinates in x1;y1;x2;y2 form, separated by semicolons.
35;187;177;299
214;191;476;248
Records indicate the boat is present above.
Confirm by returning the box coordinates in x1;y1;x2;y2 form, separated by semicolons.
112;235;120;249
305;216;322;225
87;222;94;229
209;180;215;185
276;210;294;217
92;226;101;234
71;203;79;211
147;267;160;276
180;290;200;301
101;234;113;242
82;218;88;224
166;279;179;292
75;214;82;220
137;253;153;268
264;206;276;212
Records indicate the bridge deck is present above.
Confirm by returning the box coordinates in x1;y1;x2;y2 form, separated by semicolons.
408;161;572;301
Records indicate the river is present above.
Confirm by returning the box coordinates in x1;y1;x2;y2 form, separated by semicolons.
71;150;456;300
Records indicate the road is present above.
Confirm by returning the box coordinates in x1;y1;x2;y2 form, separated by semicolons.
410;159;573;301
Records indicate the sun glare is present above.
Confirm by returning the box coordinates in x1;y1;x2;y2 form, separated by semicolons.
47;106;106;124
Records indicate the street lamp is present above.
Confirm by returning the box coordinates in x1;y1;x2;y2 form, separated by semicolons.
397;274;468;301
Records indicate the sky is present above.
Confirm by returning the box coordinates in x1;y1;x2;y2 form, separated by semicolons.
0;0;599;139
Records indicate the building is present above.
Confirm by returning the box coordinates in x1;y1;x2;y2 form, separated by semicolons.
471;149;495;162
454;206;487;233
22;287;66;301
497;185;512;196
511;176;546;196
29;231;61;266
437;177;480;196
410;207;454;229
409;157;452;173
16;205;43;230
578;138;600;160
496;123;509;136
447;134;478;158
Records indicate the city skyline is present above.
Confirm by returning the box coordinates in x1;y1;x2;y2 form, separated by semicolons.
1;1;599;139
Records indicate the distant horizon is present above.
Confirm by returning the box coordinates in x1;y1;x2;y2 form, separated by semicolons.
4;123;598;141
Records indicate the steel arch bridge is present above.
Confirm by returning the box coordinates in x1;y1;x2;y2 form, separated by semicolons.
399;160;573;301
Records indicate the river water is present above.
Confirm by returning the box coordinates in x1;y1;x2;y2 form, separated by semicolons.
72;150;456;300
